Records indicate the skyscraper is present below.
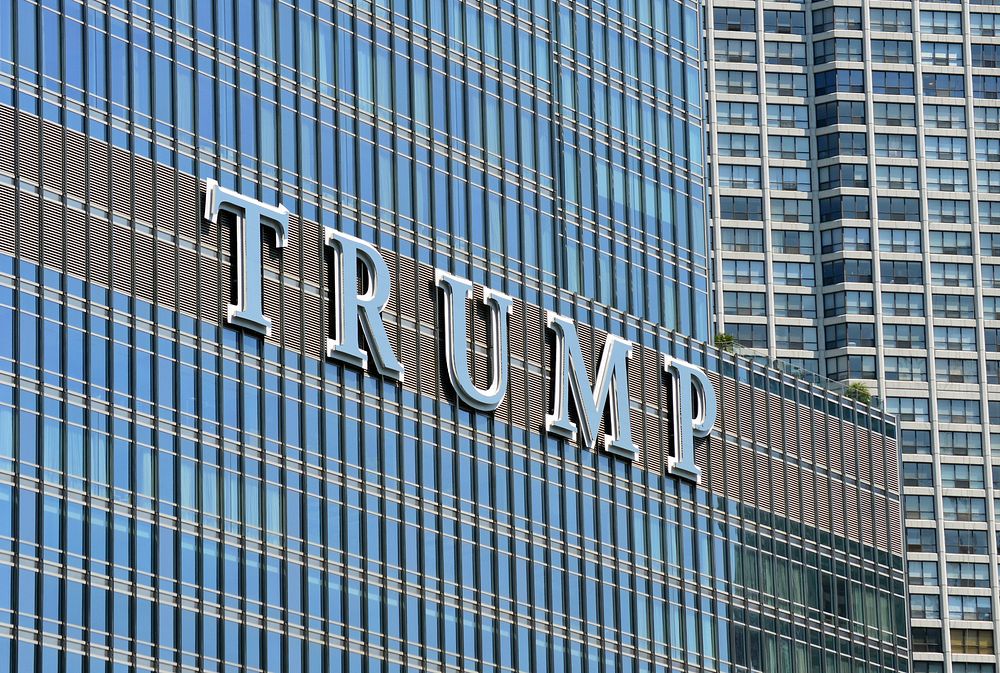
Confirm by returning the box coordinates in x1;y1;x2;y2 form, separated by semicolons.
0;0;906;671
705;0;1000;669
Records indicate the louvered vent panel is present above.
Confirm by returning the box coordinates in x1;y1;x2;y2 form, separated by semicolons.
874;497;889;551
739;444;756;507
177;248;199;315
721;378;737;436
708;436;723;494
828;417;843;473
725;438;739;501
471;285;489;392
134;233;155;300
830;480;845;538
41;201;64;267
301;217;321;282
110;148;132;213
798;404;811;456
155;240;176;306
154;166;176;232
738;383;753;438
842;422;856;479
800;470;817;528
871;432;886;490
88;216;110;285
111;227;131;293
0;105;14;173
524;303;545;432
301;291;322;359
17;115;40;183
65;133;86;199
845;483;859;543
86;137;110;209
786;463;800;522
857;429;871;486
0;185;15;254
816;474;831;530
786;403;799;457
810;409;826;467
65;209;87;278
416;264;436;328
133;156;154;225
262;275;282;346
418;330;439;396
40;124;63;191
753;389;767;443
18;192;40;261
769;455;784;519
396;256;419;383
643;346;663;472
860;489;873;548
178;174;200;240
768;393;781;450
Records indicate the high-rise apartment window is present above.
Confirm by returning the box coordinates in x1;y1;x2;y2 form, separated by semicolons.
979;200;1000;224
722;259;766;284
717;102;759;126
714;7;756;31
981;232;1000;254
766;72;807;97
825;354;876;380
720;226;764;251
935;326;978;351
972;44;1000;67
931;262;974;287
947;561;991;586
823;290;874;316
816;100;866;127
821;227;870;252
876;165;919;190
764;41;806;66
985;296;1000;319
978;170;1000;194
905;496;937;520
817;132;867;158
874;102;915;126
870;8;912;32
923;72;965;96
775;325;818;349
942;466;985;491
936;358;979;383
882;292;924;316
772;230;814;254
911;627;943;652
731;323;768;348
723;291;766;316
718;164;761;188
903;461;934;486
927;167;969;192
874;133;918;157
927;199;970;223
768;134;809;159
879;228;922;253
925;135;968;160
877;197;921;221
921;11;963;33
944;530;988;556
872;70;914;95
911;595;942;620
976;137;1000;161
769;167;811;192
884;324;926;348
890;397;931;422
971;12;1000;35
975;105;1000;130
901;429;933;454
909;562;940;587
767;104;809;129
813;38;863;64
812;7;862;32
773;292;817;317
772;261;815;285
763;10;805;34
950;628;994;654
881;260;924;284
907;528;938;552
772;198;812;223
716;70;758;94
825;322;876;348
819;163;868;190
871;40;914;64
716;133;760;157
982;264;1000;288
925;104;967;128
822;259;872;284
948;595;992;621
814;69;865;95
820;195;869;221
974;75;1000;99
885;356;928;381
715;39;757;63
933;294;975;319
718;196;763;221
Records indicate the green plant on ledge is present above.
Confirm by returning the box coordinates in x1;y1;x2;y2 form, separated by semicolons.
714;332;737;353
843;381;872;405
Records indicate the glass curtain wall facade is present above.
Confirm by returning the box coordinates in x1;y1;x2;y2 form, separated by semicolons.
705;0;1000;669
0;0;908;672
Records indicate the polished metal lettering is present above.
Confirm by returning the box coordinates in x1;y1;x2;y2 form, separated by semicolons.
203;179;290;336
545;312;638;458
324;229;405;381
436;271;513;412
663;355;717;484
